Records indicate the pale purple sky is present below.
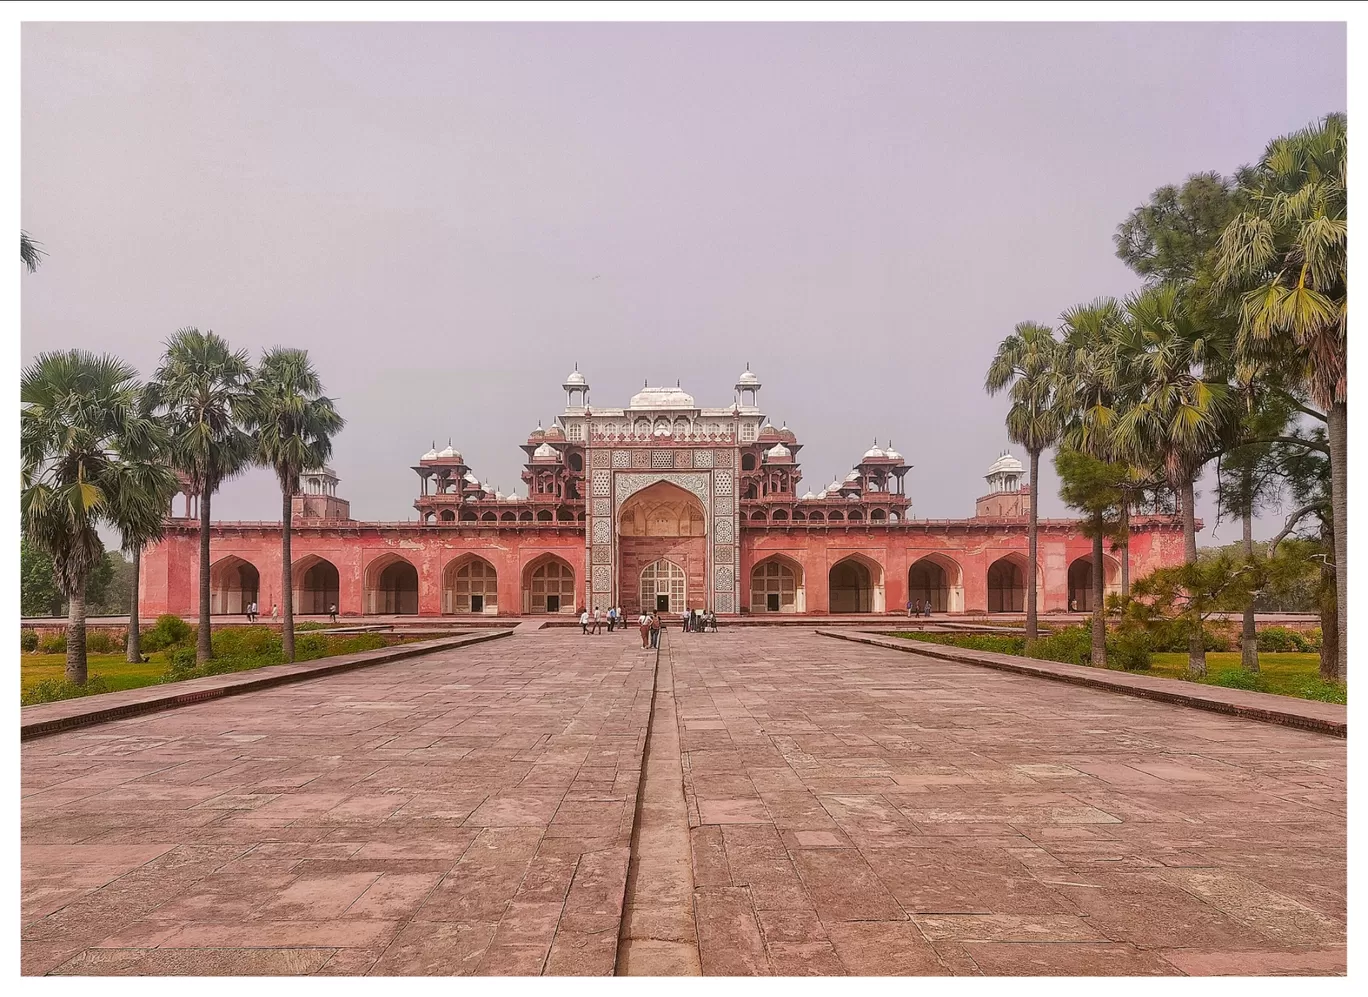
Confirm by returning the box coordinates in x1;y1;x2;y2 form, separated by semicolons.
21;21;1346;543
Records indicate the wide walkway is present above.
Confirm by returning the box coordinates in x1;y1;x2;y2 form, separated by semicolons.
22;629;1345;975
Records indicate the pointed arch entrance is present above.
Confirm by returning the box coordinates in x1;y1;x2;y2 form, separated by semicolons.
444;555;498;615
987;555;1026;613
210;555;259;615
828;554;884;613
907;554;964;614
640;559;687;614
750;555;804;613
524;554;576;614
292;555;339;616
365;554;419;615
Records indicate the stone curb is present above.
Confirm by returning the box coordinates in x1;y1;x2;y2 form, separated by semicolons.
19;630;513;741
816;629;1347;739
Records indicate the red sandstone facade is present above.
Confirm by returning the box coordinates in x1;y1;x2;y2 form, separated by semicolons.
139;369;1190;619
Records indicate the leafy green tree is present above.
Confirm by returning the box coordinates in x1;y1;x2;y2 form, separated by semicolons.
1215;112;1347;680
1111;284;1234;677
146;329;255;663
243;348;344;662
984;321;1061;639
21;230;44;272
1115;171;1243;285
21;351;143;683
20;536;64;617
1055;448;1127;668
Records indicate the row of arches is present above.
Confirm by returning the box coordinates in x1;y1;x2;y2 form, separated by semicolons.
746;508;901;524
207;552;583;617
421;508;586;524
746;552;1117;614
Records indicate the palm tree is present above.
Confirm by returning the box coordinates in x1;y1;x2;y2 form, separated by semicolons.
244;348;345;662
1112;284;1234;678
1056;298;1126;667
21;230;45;272
108;397;181;663
1215;112;1347;679
985;321;1061;640
146;329;255;663
21;351;141;684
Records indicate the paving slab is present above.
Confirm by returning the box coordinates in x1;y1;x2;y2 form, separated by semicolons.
21;630;655;976
667;630;1345;976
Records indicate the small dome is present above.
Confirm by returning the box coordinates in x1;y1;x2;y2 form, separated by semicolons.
563;365;587;387
778;423;796;443
885;440;903;462
532;442;559;461
765;442;792;460
801;490;817;500
529;424;545;439
863;438;886;460
844;470;861;482
494;490;504;501
827;479;842;492
736;364;760;386
464;471;479;484
421;447;439;461
986;452;1025;477
543;425;565;440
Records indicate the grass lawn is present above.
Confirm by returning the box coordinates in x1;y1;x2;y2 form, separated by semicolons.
1148;652;1345;704
21;653;169;695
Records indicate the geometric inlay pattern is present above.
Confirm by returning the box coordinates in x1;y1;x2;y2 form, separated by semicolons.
592;565;611;593
612;450;630;468
592;498;611;518
693;450;715;469
652;451;673;468
591;544;612;564
714;470;733;496
591;519;611;544
592;449;611;468
714;517;734;544
591;470;611;496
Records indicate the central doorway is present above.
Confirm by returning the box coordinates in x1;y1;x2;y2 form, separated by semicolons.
641;559;686;614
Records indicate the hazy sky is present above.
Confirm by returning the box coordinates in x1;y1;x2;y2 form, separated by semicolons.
21;21;1346;544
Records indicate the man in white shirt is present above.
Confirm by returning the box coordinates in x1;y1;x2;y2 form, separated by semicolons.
580;609;590;635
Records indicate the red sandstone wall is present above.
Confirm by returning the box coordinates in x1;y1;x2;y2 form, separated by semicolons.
138;517;1189;618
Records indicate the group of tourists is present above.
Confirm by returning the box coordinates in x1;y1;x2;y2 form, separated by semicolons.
577;605;718;647
681;607;717;633
906;599;935;618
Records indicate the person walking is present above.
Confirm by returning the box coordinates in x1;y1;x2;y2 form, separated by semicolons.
639;610;651;648
906;599;914;618
607;606;615;633
924;600;932;619
593;607;604;635
271;603;279;623
649;612;661;649
709;609;718;632
580;608;590;635
329;603;338;624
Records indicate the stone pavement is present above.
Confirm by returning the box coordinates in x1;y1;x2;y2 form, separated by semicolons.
22;629;655;976
22;628;1346;976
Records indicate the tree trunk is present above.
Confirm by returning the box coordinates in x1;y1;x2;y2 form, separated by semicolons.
1240;484;1259;673
126;545;142;663
198;486;213;663
1181;475;1206;679
281;485;295;662
1120;495;1131;599
66;587;88;685
1026;448;1040;641
1319;520;1339;683
1091;514;1106;667
1326;400;1347;683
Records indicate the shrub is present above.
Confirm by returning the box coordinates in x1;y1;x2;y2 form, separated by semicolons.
294;633;329;660
211;626;281;660
141;614;195;652
326;633;388;655
1106;628;1152;671
21;674;113;706
1303;628;1323;651
1025;626;1092;667
162;646;198;680
295;621;327;631
21;629;38;652
1257;626;1310;653
897;632;1025;655
86;630;122;654
1147;620;1231;653
37;633;66;654
1295;678;1347;705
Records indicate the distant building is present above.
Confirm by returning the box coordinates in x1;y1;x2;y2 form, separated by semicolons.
139;366;1189;617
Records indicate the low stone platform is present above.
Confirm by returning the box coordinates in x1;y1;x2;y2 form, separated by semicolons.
817;630;1346;738
21;631;511;741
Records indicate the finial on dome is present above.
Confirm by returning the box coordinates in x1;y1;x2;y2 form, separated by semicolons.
676;378;681;387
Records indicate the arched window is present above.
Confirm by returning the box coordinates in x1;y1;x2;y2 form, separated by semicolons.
750;510;767;522
640;559;686;614
525;557;576;613
750;558;802;613
446;556;498;614
439;509;456;522
536;509;553;522
741;453;757;472
987;557;1026;613
568;452;584;472
480;511;497;522
772;509;789;521
459;510;477;522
